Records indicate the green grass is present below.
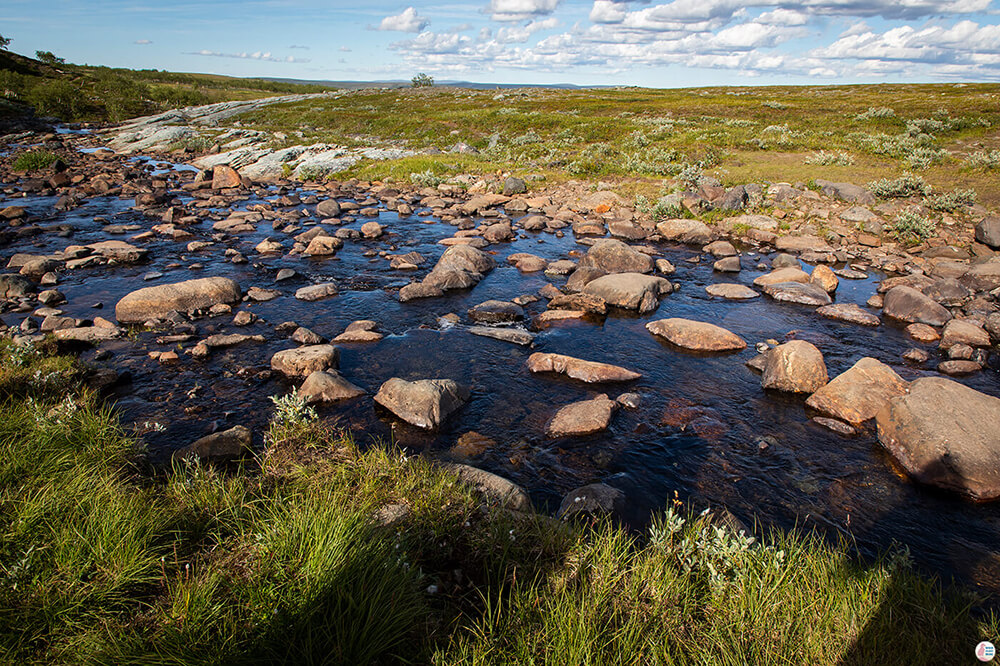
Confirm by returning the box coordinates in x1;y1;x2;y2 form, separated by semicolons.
10;150;59;171
0;339;996;664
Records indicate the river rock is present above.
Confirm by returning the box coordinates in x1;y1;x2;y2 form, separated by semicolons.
468;326;534;346
298;370;365;403
374;378;470;430
578;239;654;274
646;318;746;352
270;344;338;376
333;320;384;343
547;394;617;437
762;282;832;306
295;283;339;302
304;235;343;256
810;265;839;293
211;165;242;189
705;283;758;300
753;267;810;287
582;273;671;313
656;219;713;245
805;357;907;427
938;360;981;375
115;277;241;323
527;352;640;383
173;425;251;462
399;282;443;302
446;463;531;511
876;377;1000;500
468;300;524;324
960;262;1000;292
0;274;35;298
762;340;828;393
557;483;626;521
316;199;341;218
882;286;952;327
816;303;880;326
713;256;741;273
939;319;990;350
975;217;1000;249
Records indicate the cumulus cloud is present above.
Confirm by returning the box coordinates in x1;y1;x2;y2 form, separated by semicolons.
487;0;562;22
376;7;430;33
496;17;559;42
189;50;310;63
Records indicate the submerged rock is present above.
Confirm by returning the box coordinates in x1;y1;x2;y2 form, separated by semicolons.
557;483;626;521
547;394;617;437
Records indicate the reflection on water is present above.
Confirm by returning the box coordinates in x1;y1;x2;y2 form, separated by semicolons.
2;163;999;597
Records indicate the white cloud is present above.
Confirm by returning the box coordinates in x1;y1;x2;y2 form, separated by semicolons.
189;50;310;63
377;7;430;33
496;17;559;42
756;9;809;26
487;0;562;22
134;39;152;45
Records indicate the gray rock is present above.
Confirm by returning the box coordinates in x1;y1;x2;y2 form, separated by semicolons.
882;286;952;327
446;463;531;511
298;370;365;403
173;425;252;462
468;300;524;324
115;277;241;323
579;239;654;274
270;344;338;377
374;378;470;429
557;483;625;521
761;281;832;306
974;216;1000;249
468;326;534;346
503;177;527;196
762;340;828;393
583;272;671;313
814;179;875;205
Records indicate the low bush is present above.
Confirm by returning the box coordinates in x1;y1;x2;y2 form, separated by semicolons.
10;150;59;171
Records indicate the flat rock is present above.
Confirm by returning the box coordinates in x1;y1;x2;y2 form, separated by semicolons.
877;377;1000;500
882;285;952;327
656;219;713;245
333;320;384;343
816;303;880;326
646;318;746;352
805;357;908;427
399;282;444;301
762;340;828;393
527;352;641;383
940;319;990;350
578;239;654;274
762;281;832;306
468;300;524;324
298;370;365;403
547;394;617;437
753;267;811;287
295;283;339;302
582;272;671;313
374;377;470;429
468;326;534;346
270;344;338;377
938;360;982;375
115;277;241;323
705;283;759;300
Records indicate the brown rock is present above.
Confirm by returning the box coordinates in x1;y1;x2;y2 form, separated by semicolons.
527;352;640;383
816;303;880;326
762;340;828;393
805;357;908;427
374;378;470;429
270;344;338;377
115;277;241;323
646;318;746;352
547;394;617;437
211;165;242;189
298;370;365;403
882;286;952;327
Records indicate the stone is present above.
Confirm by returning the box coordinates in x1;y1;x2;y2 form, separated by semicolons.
0;274;35;298
503;176;526;196
483;221;513;243
173;425;251;462
753;267;811;287
810;265;839;293
451;431;495;458
705;283;759;300
906;323;940;342
939;320;990;350
211;165;242;189
762;340;828;393
316;199;341;218
298;370;365;403
713;256;741;273
333;320;384;343
704;240;737;257
548;293;607;315
974;216;1000;249
876;377;1000;500
361;221;384;238
547;395;617;437
88;240;150;264
816;303;880;326
805;357;908;427
468;300;524;324
938;360;981;375
882;286;952;327
304;235;343;256
434;244;496;275
775;235;833;254
656;219;713;245
903;348;930;363
270;344;338;377
295;283;339;302
527;352;640;383
646;318;746;352
923;278;970;307
565;266;607;292
115;277;241;323
374;378;470;430
399;282;444;301
582;273;671;313
292;327;325;345
578;239;654;274
247;287;281;301
557;483;625;521
446;463;531;511
814;179;875;205
960;262;1000;292
468;326;534;346
202;333;264;348
762;282;832;306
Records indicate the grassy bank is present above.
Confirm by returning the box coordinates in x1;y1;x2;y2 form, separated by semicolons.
233;83;1000;206
0;338;996;664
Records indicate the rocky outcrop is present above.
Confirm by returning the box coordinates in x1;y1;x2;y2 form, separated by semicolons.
646;318;746;352
374;378;470;429
877;377;1000;500
115;277;241;323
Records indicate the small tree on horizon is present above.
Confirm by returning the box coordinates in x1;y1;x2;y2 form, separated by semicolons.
411;73;434;88
0;34;10;50
35;51;66;66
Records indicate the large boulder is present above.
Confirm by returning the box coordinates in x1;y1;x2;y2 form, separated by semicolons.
582;273;671;313
115;277;241;323
547;394;617;437
374;378;470;429
434;244;496;275
877;377;1000;500
761;282;832;306
805;357;908;427
939;319;990;350
527;352;640;383
211;165;242;189
762;340;828;393
960;262;1000;292
270;345;339;377
316;199;341;218
974;216;1000;249
882;285;952;327
646;318;746;352
578;239;654;274
0;274;35;299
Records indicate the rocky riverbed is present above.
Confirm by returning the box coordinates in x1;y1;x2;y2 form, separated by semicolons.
2;123;1000;593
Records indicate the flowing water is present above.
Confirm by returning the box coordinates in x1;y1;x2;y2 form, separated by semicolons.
3;152;1000;596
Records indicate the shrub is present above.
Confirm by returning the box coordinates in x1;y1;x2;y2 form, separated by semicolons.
925;189;976;212
411;73;434;88
892;210;935;243
965;150;1000;171
855;106;896;121
11;150;59;171
410;169;445;187
804;150;855;166
868;173;931;199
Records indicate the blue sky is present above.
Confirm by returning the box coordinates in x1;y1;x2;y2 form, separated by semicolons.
2;0;999;86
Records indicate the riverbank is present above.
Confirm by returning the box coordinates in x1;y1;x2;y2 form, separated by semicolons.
0;340;995;664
